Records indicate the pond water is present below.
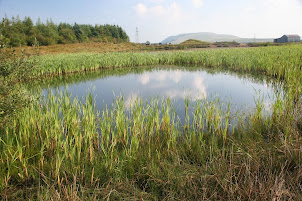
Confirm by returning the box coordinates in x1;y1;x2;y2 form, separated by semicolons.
40;66;278;120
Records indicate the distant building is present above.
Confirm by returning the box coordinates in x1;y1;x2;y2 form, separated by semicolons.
274;35;300;43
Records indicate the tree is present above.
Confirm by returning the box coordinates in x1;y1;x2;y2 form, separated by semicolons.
73;23;84;42
1;16;130;47
23;16;36;45
58;27;77;44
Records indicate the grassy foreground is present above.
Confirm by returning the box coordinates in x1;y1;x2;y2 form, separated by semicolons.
1;44;302;200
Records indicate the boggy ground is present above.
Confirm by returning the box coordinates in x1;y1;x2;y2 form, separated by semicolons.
9;41;253;56
0;44;302;200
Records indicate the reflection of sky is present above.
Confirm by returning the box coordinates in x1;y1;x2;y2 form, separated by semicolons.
137;70;207;100
138;69;182;85
124;92;139;110
44;68;276;118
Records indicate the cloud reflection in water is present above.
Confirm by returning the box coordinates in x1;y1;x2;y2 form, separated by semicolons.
137;70;207;101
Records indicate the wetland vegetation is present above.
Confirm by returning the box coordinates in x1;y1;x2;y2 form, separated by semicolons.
0;44;302;200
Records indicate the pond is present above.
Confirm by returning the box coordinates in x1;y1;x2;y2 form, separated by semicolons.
39;66;278;121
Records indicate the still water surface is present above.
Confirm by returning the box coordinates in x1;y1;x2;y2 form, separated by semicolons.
42;66;277;118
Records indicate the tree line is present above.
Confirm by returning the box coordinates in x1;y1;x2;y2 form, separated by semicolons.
0;16;129;47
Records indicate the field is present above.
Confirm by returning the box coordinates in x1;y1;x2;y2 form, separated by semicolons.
1;43;302;200
9;40;267;56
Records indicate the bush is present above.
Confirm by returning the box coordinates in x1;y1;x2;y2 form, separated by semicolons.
0;48;35;125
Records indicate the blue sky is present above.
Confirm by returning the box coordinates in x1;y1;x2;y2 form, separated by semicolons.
1;0;301;43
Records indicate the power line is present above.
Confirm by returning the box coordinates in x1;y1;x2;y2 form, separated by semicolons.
135;27;139;44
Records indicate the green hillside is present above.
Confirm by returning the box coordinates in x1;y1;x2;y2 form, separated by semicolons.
180;39;211;45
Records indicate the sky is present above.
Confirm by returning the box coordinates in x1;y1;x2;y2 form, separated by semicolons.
0;0;302;43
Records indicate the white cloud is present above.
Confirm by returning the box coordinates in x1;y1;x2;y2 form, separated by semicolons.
134;2;181;20
150;5;164;16
167;2;181;19
150;83;168;89
137;71;207;101
157;73;167;81
132;0;302;42
138;71;183;85
147;0;166;3
132;1;196;42
138;74;150;85
192;76;207;100
171;70;182;83
192;0;203;8
134;3;148;16
165;89;185;99
124;93;140;111
237;0;302;38
164;75;207;101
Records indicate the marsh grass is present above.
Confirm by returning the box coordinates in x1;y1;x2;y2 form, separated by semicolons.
1;44;302;200
1;90;301;200
31;44;302;80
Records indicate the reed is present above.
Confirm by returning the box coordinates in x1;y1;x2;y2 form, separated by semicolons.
31;44;302;81
29;44;302;102
1;88;301;199
1;44;302;200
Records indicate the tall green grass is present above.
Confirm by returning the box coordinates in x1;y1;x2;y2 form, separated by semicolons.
1;88;301;199
31;45;302;82
30;44;302;101
1;44;302;199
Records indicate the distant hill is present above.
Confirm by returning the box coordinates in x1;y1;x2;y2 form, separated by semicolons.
180;39;210;45
161;32;273;44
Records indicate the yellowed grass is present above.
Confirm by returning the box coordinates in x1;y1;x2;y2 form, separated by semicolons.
11;42;143;55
